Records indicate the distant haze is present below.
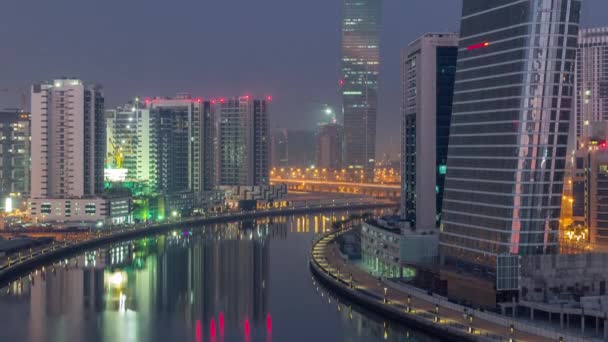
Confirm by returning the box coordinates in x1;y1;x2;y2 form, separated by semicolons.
0;0;605;157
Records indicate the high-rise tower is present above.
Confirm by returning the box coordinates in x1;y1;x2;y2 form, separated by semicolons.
401;33;458;230
341;0;381;179
218;97;270;187
439;0;581;306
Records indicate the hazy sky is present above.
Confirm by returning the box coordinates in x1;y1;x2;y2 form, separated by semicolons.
0;0;606;157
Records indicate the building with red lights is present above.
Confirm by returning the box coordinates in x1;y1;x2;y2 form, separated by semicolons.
439;0;582;307
218;96;270;187
148;94;215;194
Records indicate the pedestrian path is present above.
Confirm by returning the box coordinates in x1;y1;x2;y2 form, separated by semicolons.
311;229;593;342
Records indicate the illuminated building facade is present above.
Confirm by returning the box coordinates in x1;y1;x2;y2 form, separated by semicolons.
576;27;608;139
567;125;608;249
148;94;214;194
29;78;112;222
401;33;458;230
218;97;270;187
0;111;30;208
105;101;157;189
341;0;381;179
439;0;581;305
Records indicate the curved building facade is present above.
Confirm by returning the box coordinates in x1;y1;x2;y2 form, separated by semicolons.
439;0;582;302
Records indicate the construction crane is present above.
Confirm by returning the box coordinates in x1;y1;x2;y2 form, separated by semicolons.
0;88;27;112
107;137;134;169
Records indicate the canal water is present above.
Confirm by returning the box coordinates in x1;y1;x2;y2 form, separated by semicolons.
0;212;443;342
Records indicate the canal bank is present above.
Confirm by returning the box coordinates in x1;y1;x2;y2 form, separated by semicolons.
0;201;394;286
310;229;594;342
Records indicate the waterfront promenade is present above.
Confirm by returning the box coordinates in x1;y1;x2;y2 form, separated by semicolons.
0;198;394;287
310;229;597;342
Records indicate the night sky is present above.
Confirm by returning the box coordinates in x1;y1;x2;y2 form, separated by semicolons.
0;0;606;157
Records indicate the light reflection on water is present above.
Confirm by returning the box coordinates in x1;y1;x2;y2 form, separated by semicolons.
0;211;443;342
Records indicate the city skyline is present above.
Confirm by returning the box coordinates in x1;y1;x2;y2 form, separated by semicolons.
0;0;605;157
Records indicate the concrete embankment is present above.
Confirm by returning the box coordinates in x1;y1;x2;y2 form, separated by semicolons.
0;202;394;286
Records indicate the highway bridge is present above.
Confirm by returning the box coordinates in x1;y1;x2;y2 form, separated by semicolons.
271;179;400;200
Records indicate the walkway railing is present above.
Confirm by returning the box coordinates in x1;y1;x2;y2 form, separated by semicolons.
310;228;596;342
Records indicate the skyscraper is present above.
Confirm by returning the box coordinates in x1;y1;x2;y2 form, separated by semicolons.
341;0;381;179
30;78;108;222
401;33;458;230
147;94;214;194
576;27;608;140
218;97;270;187
439;0;581;305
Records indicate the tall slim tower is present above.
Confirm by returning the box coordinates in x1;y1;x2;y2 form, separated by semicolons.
401;33;458;230
218;97;270;187
576;27;608;140
439;0;581;306
341;0;381;179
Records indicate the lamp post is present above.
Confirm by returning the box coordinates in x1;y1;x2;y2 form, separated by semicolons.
434;304;440;323
509;324;515;342
468;314;474;334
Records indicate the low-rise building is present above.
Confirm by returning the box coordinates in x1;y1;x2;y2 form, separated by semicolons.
29;197;131;227
361;218;402;278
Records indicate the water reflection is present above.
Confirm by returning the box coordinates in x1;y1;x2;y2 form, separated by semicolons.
0;210;440;342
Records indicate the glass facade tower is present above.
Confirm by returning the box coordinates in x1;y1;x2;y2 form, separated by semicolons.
440;0;581;279
341;0;381;179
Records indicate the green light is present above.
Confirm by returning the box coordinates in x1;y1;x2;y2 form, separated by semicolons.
438;165;447;175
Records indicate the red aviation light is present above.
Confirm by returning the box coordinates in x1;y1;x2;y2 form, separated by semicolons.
467;42;490;50
219;98;225;103
196;97;202;103
195;320;202;342
266;314;272;333
339;79;345;86
219;312;225;335
244;318;251;337
210;318;216;338
266;95;273;101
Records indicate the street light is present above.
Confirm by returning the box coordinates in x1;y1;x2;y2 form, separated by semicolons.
509;324;515;342
434;304;440;322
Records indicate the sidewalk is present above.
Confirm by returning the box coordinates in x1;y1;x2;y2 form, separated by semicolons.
312;230;589;342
